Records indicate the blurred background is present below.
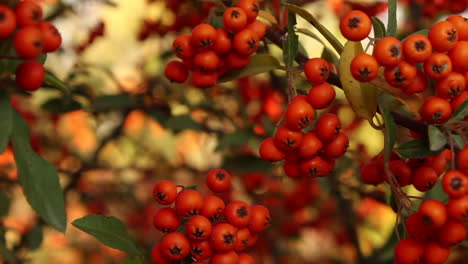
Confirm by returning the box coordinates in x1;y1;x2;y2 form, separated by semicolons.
1;0;467;263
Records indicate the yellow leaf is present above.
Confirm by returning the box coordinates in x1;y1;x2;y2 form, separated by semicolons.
338;41;377;121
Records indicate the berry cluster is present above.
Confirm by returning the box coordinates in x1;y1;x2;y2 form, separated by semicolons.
340;11;468;124
259;57;349;179
394;146;468;264
360;150;448;191
150;169;271;264
408;0;467;19
164;0;266;88
0;1;62;91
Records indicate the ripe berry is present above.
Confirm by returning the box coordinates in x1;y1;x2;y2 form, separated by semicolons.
13;25;43;59
213;28;232;55
0;5;16;38
448;41;468;72
300;156;331;178
210;223;238;252
153;207;181;233
194;50;220;72
412;166;438;192
339;10;371;41
423;52;452;80
15;60;44;92
248;205;270;233
153;180;177;205
210;251;239;264
237;0;259;23
185;215;212;241
405;212;434;242
315;113;341;142
373;37;402;67
298;132;323;159
200;195;225;221
384;60;417;89
15;0;43;27
420;96;452;124
458;146;468;174
307;82;336;109
428;20;458;52
191;24;217;50
206;169;232;193
227;52;251;68
323;132;349;159
38;21;62;52
422;243;450;264
175;189;203;216
419;199;447;227
285;96;315;131
238;253;255;264
435;72;465;99
360;161;385;185
173;34;195;59
402;33;432;63
246;19;266;39
304;58;330;84
274;125;303;151
225;201;251;228
150;244;171;264
165;60;189;83
436;219;467;247
190;240;213;261
446;15;468;41
191;70;218;88
159;232;190;261
233;28;258;56
446;195;468;222
350;53;379;82
223;7;248;33
394;238;424;264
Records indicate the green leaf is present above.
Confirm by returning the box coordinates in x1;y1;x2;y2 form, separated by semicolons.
450;100;468;121
424;179;448;201
218;54;282;83
379;104;397;163
452;134;464;149
283;3;343;54
209;15;224;29
386;0;397;36
396;137;445;158
92;94;136;112
283;10;298;68
0;240;15;263
371;17;386;38
122;257;143;264
72;214;142;256
148;110;171;124
165;115;202;132
0;90;13;153
428;125;447;151
222;155;272;173
41;97;83;113
216;131;251;151
44;71;71;95
401;29;429;41
26;226;43;251
11;111;67;232
338;41;377;121
0;192;10;218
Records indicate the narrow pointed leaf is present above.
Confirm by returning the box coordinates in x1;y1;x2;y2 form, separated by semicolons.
396;137;445;158
372;17;386;38
0;90;13;153
218;54;282;83
386;0;397;36
44;71;71;95
450;100;468;121
338;41;377;121
11;111;67;232
283;3;343;54
283;10;298;67
72;214;142;256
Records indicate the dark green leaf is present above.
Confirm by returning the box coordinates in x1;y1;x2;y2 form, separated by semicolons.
321;47;339;65
428;125;447;151
396;137;445;158
372;17;386;38
0;192;10;218
26;226;43;251
386;0;397;36
41;97;83;113
222;155;272;173
452;134;464;149
424;178;448;201
165;115;201;132
0;240;15;262
122;257;143;264
148;110;171;124
283;10;298;68
379;104;396;163
218;54;282;83
11;111;67;232
401;29;429;41
216;131;251;151
44;71;71;95
185;185;197;190
0;90;13;153
283;3;343;54
450;100;468;121
209;15;224;29
92;94;136;112
72;214;142;256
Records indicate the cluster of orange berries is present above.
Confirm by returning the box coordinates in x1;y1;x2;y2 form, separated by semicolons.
259;57;349;179
164;0;266;88
340;10;468;124
150;169;270;264
0;1;62;91
394;146;468;264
